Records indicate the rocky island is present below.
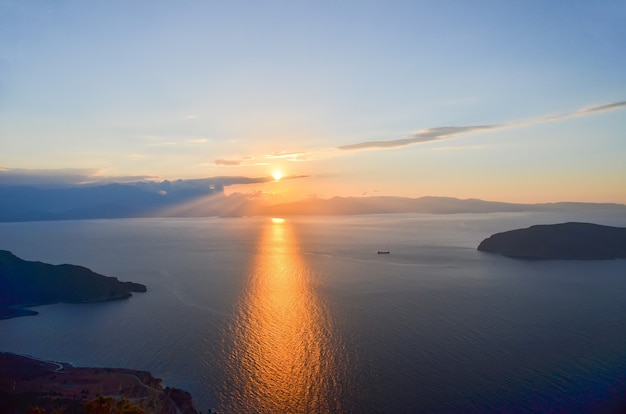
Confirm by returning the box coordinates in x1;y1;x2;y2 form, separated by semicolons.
0;352;198;413
477;222;626;260
0;250;146;319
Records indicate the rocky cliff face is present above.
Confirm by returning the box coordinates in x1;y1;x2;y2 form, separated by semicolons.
478;222;626;260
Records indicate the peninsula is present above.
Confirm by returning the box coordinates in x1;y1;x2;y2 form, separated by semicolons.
0;250;146;319
477;222;626;260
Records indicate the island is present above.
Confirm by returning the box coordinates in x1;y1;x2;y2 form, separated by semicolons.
0;250;146;319
477;222;626;260
0;352;198;413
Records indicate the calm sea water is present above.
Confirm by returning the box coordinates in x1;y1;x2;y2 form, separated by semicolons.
2;212;626;413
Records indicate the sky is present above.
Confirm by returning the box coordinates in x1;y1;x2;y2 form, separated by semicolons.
1;0;625;203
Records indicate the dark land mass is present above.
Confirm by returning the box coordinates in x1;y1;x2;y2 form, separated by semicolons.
2;180;626;222
0;250;146;319
0;352;198;414
260;196;626;216
478;222;626;260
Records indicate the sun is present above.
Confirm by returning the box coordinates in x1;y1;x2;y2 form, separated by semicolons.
272;170;283;181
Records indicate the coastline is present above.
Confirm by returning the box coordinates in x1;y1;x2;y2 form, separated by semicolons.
0;307;39;320
0;249;148;319
0;292;141;321
0;352;199;413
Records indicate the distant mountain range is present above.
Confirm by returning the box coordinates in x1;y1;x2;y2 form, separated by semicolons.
259;196;626;216
1;180;625;222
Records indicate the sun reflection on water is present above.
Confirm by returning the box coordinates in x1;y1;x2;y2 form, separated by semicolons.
221;218;343;412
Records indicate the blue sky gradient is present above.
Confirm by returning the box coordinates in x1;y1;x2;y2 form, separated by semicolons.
1;1;625;202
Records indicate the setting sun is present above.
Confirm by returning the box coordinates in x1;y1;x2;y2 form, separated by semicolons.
272;170;283;181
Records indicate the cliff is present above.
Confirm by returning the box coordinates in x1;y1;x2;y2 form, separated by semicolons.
477;222;626;260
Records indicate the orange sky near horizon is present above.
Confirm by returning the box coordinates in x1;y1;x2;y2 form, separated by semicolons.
2;2;625;205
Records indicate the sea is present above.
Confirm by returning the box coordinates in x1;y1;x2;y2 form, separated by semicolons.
2;211;626;413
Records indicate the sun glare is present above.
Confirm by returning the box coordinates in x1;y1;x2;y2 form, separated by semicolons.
272;170;283;181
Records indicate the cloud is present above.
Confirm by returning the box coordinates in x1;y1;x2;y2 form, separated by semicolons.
577;101;626;114
209;99;626;166
0;168;309;189
214;153;305;166
523;101;626;124
206;175;308;185
210;176;270;185
265;151;309;160
336;99;626;152
214;151;318;167
338;125;495;151
282;174;309;181
0;168;155;187
215;158;243;166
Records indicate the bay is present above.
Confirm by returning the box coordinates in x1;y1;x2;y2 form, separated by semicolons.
2;212;626;412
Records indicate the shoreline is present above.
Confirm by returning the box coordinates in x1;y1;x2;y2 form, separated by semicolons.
0;307;39;320
0;352;199;414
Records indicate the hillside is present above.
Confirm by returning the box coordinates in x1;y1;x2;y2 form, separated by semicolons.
0;250;146;319
0;352;198;413
477;222;626;260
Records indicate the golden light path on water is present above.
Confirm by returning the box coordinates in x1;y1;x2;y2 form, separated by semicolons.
221;217;344;413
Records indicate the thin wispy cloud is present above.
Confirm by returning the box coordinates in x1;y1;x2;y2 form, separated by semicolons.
338;100;626;152
577;101;626;114
213;100;626;165
215;158;243;166
264;151;311;161
282;174;309;181
266;151;308;159
0;168;310;189
214;153;308;166
535;101;626;123
198;175;308;185
337;125;495;151
213;149;333;167
138;135;209;147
